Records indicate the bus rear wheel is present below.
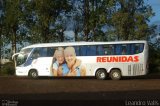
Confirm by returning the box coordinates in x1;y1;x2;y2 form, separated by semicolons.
29;70;38;78
96;69;107;80
109;69;121;80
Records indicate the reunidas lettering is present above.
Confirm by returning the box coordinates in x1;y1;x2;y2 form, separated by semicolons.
97;56;139;63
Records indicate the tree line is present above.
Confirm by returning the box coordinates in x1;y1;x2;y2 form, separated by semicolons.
0;0;156;56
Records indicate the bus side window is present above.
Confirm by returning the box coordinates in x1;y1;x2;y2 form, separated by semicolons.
47;47;55;57
103;46;108;55
131;44;135;55
104;49;107;55
96;45;104;55
40;48;47;57
139;43;144;53
115;44;122;55
135;44;139;54
121;45;127;55
126;44;131;55
87;45;96;56
109;45;114;55
74;46;80;56
31;48;40;59
134;43;144;54
104;45;113;55
80;46;88;56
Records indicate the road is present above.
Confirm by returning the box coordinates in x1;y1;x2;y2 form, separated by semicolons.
0;74;160;106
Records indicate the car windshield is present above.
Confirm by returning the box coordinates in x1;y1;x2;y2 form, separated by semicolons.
16;48;33;66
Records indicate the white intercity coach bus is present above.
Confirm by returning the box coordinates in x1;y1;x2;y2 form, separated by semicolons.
12;40;148;80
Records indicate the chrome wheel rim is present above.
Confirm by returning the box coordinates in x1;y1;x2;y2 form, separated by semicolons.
113;72;119;78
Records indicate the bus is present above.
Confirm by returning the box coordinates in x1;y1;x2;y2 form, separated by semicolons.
12;40;148;80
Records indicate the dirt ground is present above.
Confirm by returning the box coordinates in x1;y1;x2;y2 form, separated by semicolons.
0;74;160;106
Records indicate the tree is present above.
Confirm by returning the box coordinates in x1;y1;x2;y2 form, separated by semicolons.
0;0;4;66
27;0;71;43
3;0;24;55
83;0;89;41
148;43;160;73
82;0;116;41
111;0;154;40
89;0;116;41
1;0;27;74
70;0;84;41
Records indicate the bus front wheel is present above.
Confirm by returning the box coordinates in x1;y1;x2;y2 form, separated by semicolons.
96;69;107;80
29;70;38;78
109;69;121;80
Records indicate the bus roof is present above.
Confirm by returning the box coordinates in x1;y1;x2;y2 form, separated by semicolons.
22;40;147;49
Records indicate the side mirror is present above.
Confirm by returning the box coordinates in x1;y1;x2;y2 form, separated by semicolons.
12;53;20;60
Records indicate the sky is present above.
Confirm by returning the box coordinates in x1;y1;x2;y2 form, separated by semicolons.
145;0;160;24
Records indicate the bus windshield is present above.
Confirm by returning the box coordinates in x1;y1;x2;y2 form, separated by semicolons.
16;48;33;66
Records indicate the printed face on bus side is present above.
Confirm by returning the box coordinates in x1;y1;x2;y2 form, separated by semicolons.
56;52;65;64
64;47;76;66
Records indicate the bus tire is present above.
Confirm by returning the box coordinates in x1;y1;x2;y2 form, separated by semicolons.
96;69;107;80
109;69;121;80
28;70;38;78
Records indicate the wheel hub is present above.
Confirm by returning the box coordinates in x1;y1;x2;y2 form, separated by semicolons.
32;72;37;77
113;72;119;78
100;73;105;78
